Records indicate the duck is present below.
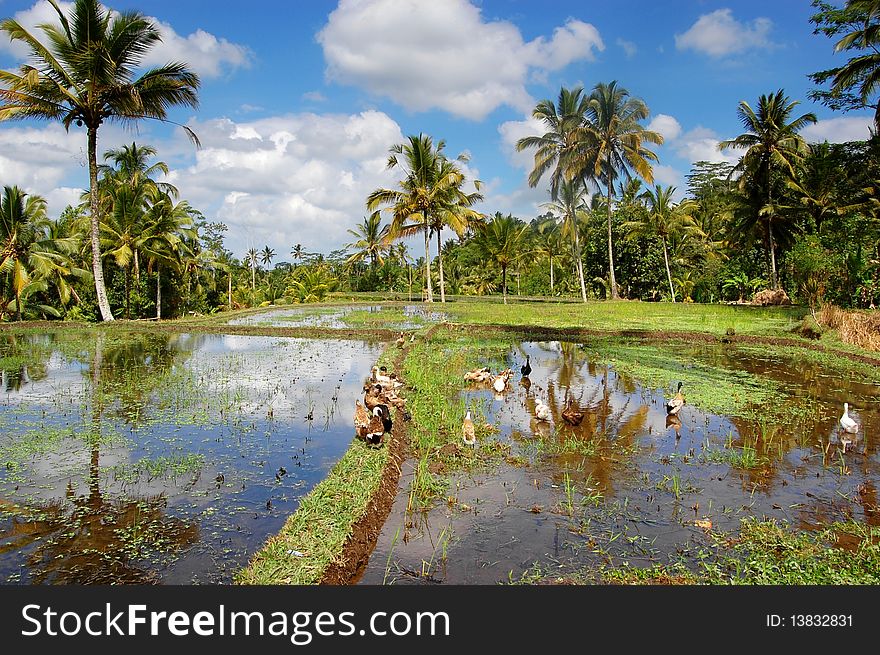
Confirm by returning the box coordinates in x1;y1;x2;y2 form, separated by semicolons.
520;355;532;377
665;381;685;416
364;383;385;411
665;414;682;439
492;369;513;393
396;332;405;348
840;402;859;434
365;408;386;445
464;366;492;383
561;393;584;426
354;399;371;439
462;409;476;447
535;398;552;422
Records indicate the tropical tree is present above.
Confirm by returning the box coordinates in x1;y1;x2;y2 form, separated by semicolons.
0;0;201;321
290;243;305;267
541;179;590;301
368;134;479;303
426;157;484;303
809;0;880;132
345;211;390;270
141;190;196;319
579;81;664;299
245;248;259;291
719;90;817;289
535;218;566;295
623;185;701;302
1;185;81;320
474;213;528;304
259;246;275;285
516;86;591;200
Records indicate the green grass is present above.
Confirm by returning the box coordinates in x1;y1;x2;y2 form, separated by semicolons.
235;438;389;585
586;339;784;419
443;299;808;338
598;518;880;585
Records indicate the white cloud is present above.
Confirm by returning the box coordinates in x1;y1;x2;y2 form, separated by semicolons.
647;114;682;141
674;126;741;165
317;0;604;120
675;9;775;57
0;1;251;78
302;91;328;103
162;110;408;256
497;116;546;172
801;116;873;143
616;38;638;59
650;165;683;189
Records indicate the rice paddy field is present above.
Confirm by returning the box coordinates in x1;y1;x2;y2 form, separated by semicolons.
2;299;879;585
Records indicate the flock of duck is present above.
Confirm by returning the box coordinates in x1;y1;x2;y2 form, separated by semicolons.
352;343;864;452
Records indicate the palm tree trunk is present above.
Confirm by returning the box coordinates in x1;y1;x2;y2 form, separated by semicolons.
156;267;162;320
125;267;131;319
436;229;446;303
423;212;433;302
134;250;140;284
607;178;619;300
768;220;779;290
251;263;255;291
502;265;508;304
87;126;114;322
228;272;232;310
662;236;676;303
550;257;555;295
574;230;587;303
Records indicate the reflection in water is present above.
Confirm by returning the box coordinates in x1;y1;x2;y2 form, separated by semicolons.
227;304;447;329
361;340;880;585
0;330;384;584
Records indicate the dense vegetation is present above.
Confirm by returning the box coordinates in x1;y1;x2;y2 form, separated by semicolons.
1;0;879;322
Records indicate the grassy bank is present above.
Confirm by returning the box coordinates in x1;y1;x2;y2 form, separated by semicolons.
235;438;389;585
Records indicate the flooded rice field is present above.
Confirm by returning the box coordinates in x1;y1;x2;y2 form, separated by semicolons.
227;304;447;330
358;340;880;584
0;330;383;584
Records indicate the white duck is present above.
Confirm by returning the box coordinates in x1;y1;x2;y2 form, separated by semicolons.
535;398;552;422
840;402;859;433
462;409;476;447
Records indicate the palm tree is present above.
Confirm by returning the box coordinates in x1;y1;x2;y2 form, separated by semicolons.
0;0;200;322
368;134;476;303
245;248;259;291
141;190;196;319
579;81;664;300
517;86;594;302
516;86;592;200
290;243;305;267
623;185;701;302
829;0;880;132
719;90;817;289
345;211;390;270
535;218;565;295
427;157;484;303
541;179;591;301
260;246;276;282
474;213;528;304
1;185;81;320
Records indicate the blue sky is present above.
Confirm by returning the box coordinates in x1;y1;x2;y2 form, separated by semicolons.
0;0;873;261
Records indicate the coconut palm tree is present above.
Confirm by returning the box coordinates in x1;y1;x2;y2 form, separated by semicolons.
827;0;880;132
719;90;817;289
368;134;478;303
623;185;701;302
345;211;390;270
535;218;565;296
0;0;200;322
427;158;484;303
541;179;590;302
290;243;305;267
579;81;664;300
1;185;81;320
516;86;592;200
474;213;528;304
141;190;196;319
245;248;259;291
